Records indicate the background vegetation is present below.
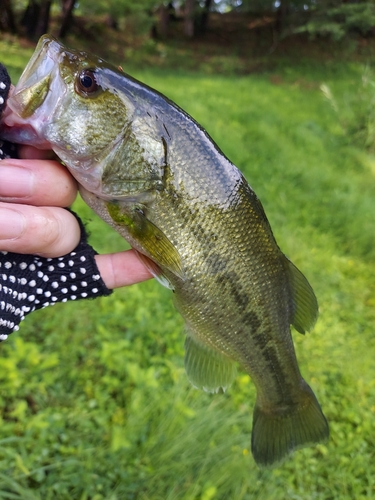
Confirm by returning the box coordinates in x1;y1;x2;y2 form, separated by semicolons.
0;2;375;499
4;0;375;44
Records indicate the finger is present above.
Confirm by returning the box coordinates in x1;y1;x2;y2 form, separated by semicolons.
95;250;153;289
0;159;77;207
0;203;81;258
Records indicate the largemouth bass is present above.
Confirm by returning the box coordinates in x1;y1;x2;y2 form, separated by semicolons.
1;35;329;467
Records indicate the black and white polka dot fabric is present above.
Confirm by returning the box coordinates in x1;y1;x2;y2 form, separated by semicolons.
0;63;112;340
0;221;112;340
0;63;17;160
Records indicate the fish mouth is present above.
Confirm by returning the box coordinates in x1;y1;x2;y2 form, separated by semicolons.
0;35;64;148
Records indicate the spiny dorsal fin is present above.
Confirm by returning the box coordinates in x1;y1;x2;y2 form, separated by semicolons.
184;335;237;394
285;257;319;334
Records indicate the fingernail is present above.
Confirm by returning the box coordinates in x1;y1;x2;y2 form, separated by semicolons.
0;208;26;239
0;164;34;198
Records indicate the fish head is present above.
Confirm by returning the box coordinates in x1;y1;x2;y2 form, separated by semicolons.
2;35;164;199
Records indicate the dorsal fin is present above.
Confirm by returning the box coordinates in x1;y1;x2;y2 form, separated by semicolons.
285;257;319;334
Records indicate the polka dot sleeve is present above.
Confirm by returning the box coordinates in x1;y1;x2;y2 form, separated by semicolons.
0;63;17;159
0;214;112;340
0;63;112;340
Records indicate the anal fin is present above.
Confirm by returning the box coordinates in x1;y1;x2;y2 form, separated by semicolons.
184;335;237;393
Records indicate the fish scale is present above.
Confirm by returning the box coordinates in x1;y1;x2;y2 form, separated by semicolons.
0;34;329;468
153;179;298;389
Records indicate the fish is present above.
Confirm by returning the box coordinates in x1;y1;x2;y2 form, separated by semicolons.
1;35;329;467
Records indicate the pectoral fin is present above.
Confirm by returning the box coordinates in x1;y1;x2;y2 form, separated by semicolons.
134;250;174;290
107;202;183;279
285;258;319;334
184;335;237;393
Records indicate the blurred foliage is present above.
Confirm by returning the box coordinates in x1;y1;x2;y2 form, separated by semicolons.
77;0;154;18
321;67;375;151
294;1;375;40
4;0;375;44
0;25;375;499
78;0;157;35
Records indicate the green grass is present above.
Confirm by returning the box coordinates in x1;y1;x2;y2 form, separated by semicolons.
0;36;375;499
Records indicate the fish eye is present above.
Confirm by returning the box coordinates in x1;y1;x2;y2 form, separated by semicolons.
75;69;100;97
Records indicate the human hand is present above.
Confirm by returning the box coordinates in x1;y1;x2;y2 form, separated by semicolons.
0;148;153;339
0;62;152;339
0;146;153;289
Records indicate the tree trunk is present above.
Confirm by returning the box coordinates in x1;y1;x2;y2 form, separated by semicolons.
58;0;76;38
158;4;169;38
21;0;52;40
0;0;17;34
35;0;52;38
275;0;289;36
199;0;212;35
21;0;40;39
270;0;290;52
184;0;195;38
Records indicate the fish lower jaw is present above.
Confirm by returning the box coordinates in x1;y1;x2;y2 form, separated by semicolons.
0;122;51;149
1;106;51;149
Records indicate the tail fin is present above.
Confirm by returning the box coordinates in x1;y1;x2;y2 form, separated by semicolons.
251;381;329;468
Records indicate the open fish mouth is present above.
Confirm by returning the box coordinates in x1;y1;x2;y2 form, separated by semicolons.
0;36;64;149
